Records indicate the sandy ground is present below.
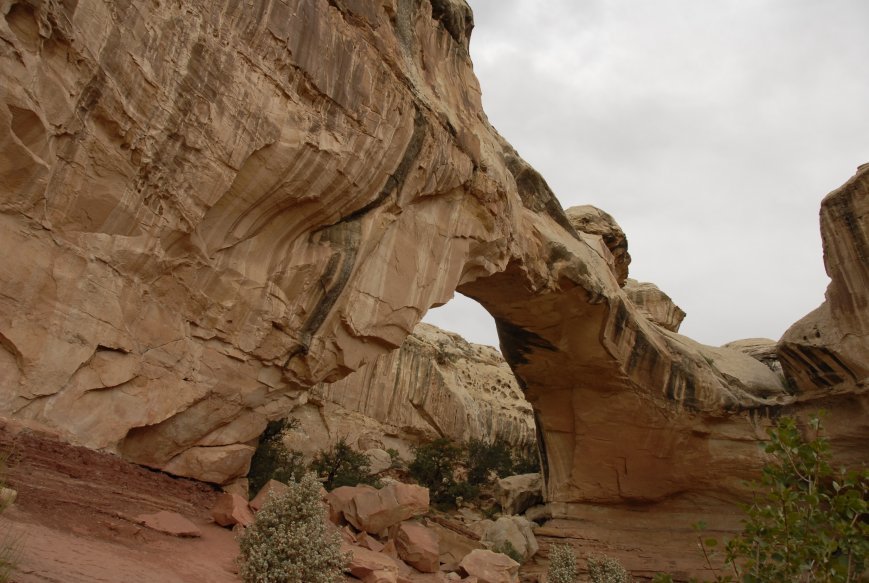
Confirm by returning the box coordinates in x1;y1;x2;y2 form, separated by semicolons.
0;418;240;583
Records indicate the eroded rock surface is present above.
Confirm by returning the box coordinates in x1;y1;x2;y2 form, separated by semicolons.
302;323;534;455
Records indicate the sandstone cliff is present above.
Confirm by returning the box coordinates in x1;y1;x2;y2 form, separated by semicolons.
0;0;864;535
305;322;534;451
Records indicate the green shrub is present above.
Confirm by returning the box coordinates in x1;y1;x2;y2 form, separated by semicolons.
493;540;524;564
310;438;379;491
409;438;467;507
654;414;868;583
466;438;513;485
511;442;541;475
247;419;306;495
723;414;867;582
238;472;348;583
547;543;578;583
587;554;632;583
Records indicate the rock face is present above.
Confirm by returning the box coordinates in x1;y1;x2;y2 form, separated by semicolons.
623;279;686;332
0;1;866;576
303;323;534;455
779;165;868;399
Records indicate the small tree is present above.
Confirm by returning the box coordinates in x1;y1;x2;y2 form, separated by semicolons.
653;414;868;583
238;472;348;583
547;543;578;583
409;438;477;507
723;415;868;582
466;438;514;485
247;419;306;495
310;438;379;491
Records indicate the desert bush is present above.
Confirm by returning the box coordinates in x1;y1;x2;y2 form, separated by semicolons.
237;472;348;583
247;419;306;495
310;437;379;491
466;437;514;485
511;442;541;475
409;438;472;507
493;540;524;564
587;554;632;583
653;414;868;583
547;543;578;583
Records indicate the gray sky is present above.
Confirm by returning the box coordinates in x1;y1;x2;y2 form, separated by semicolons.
424;0;869;349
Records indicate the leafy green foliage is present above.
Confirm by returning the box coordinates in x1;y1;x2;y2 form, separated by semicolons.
247;419;306;495
409;437;540;508
653;414;868;583
466;438;513;485
723;415;868;582
547;544;578;583
238;473;348;583
310;438;379;491
408;438;476;508
511;443;542;475
587;554;632;583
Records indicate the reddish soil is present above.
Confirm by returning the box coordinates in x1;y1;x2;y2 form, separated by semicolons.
0;417;241;583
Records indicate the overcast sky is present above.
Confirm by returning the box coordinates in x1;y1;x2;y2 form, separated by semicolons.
424;0;869;349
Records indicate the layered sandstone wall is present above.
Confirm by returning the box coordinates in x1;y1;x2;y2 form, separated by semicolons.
310;323;535;450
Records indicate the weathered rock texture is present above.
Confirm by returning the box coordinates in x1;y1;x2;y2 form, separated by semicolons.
779;164;868;400
304;323;534;453
0;5;866;573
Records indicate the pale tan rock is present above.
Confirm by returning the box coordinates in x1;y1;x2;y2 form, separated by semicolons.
779;164;869;399
326;484;379;526
623;279;686;332
393;521;440;573
723;338;783;375
459;549;519;583
222;478;250;499
426;521;484;571
136;510;202;538
481;516;538;562
494;474;542;516
249;479;290;512
343;542;401;581
566;205;631;287
367;448;394;475
311;323;535;451
210;493;254;528
348;483;430;535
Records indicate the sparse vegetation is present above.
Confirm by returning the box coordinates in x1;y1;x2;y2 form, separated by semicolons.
409;437;540;508
310;437;379;490
237;472;348;583
493;540;524;564
408;438;476;508
547;543;578;583
587;554;632;583
247;419;306;495
653;413;868;583
466;437;514;485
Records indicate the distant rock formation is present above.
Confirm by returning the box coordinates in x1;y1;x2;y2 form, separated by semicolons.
281;322;534;460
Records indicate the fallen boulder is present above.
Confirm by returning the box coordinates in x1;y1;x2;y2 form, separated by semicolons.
459;549;519;583
211;492;254;528
393;520;440;573
494;474;542;516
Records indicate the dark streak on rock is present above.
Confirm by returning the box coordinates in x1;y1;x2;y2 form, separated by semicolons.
495;318;557;367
